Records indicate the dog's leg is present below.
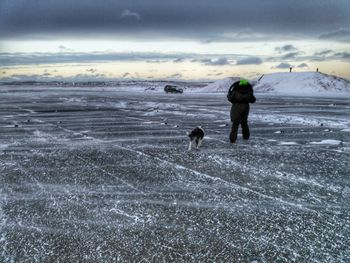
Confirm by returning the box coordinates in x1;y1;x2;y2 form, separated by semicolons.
196;139;203;149
188;140;194;151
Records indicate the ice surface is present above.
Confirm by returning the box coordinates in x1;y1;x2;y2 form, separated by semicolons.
0;84;349;262
310;139;342;145
279;141;299;145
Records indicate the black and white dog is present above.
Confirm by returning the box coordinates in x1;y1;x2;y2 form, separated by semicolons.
188;126;205;151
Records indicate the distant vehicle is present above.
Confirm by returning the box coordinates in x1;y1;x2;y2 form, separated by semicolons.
164;85;183;94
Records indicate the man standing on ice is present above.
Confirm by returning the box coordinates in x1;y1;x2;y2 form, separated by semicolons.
227;79;256;143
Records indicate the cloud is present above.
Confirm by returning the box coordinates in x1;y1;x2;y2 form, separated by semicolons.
275;44;297;53
334;51;350;60
74;73;106;79
0;51;191;66
297;63;308;68
203;29;270;43
208;58;230;66
311;50;350;61
0;72;111;82
167;73;182;79
120;9;141;21
319;28;350;41
58;45;74;52
236;56;262;65
146;60;164;63
310;49;335;61
0;52;265;67
86;68;97;73
207;72;223;77
173;58;184;63
122;72;130;78
0;74;47;82
0;1;348;41
274;62;293;69
313;50;333;56
200;58;230;66
281;52;301;60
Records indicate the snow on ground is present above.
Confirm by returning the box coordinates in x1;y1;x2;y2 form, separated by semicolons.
0;144;9;151
0;84;349;262
279;141;299;145
250;110;350;129
310;139;342;145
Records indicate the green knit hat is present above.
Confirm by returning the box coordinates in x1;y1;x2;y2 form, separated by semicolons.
239;79;249;85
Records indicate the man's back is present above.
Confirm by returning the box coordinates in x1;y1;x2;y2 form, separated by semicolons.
227;79;256;143
227;81;256;104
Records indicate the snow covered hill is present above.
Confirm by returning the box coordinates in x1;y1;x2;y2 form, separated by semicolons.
254;72;350;97
192;72;350;97
190;77;240;93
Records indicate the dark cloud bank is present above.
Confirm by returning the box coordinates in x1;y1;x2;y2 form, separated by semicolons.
0;0;349;41
1;49;349;68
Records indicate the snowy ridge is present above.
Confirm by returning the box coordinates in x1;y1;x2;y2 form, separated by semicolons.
192;72;350;97
254;72;350;97
2;72;349;97
190;77;240;93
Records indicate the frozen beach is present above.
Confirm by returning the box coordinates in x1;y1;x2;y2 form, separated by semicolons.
0;84;349;262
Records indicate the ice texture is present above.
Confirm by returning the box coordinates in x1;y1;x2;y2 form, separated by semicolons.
0;85;349;262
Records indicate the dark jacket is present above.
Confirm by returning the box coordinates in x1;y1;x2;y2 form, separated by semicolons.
227;82;256;104
227;81;256;123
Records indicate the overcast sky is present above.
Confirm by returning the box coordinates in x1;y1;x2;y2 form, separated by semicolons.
0;0;349;81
